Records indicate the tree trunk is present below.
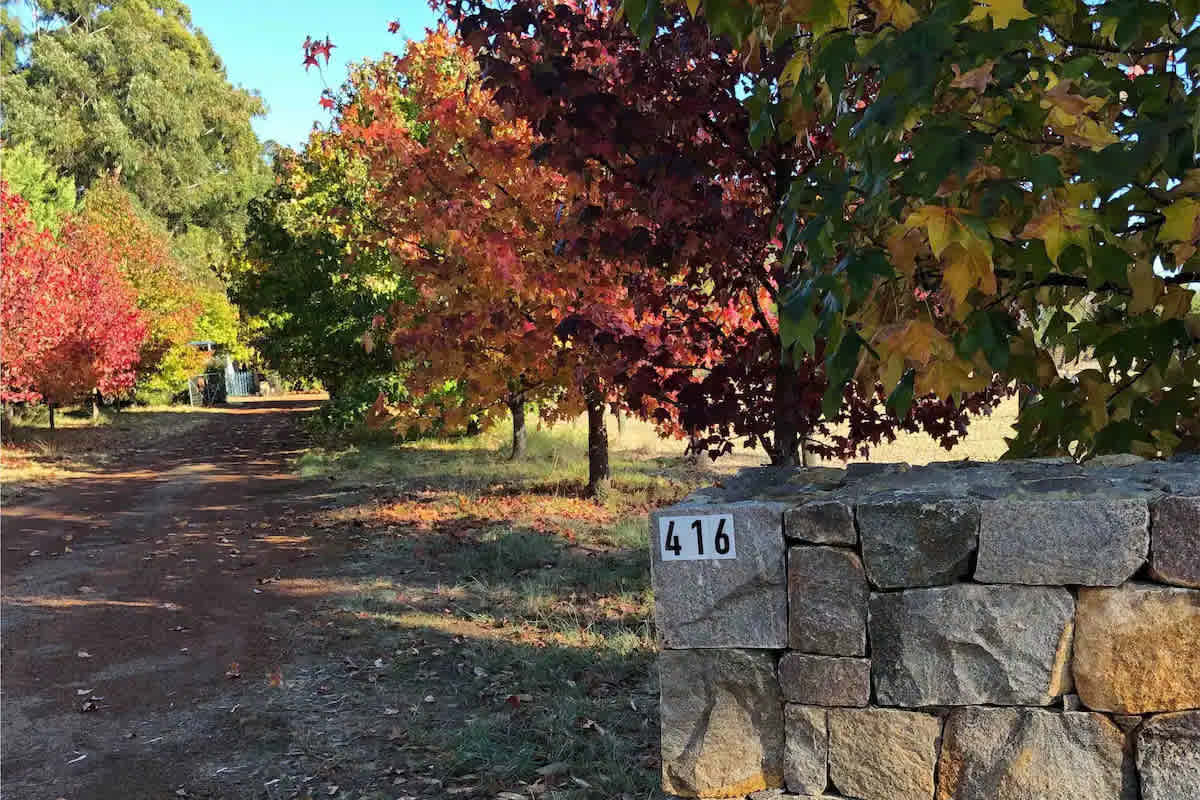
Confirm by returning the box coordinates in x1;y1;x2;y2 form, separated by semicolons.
48;403;56;431
584;377;609;497
772;360;800;466
91;389;101;421
1;402;12;442
508;394;527;461
614;410;624;441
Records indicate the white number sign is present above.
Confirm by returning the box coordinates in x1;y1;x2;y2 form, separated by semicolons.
658;514;736;561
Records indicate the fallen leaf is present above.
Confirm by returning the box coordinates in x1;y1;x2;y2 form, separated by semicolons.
76;650;92;659
225;662;241;679
581;718;608;735
536;762;570;777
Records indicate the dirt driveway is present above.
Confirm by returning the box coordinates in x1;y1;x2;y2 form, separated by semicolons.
2;396;345;800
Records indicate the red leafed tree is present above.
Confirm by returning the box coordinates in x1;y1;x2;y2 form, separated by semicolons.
327;27;677;491
1;184;146;427
448;0;1006;464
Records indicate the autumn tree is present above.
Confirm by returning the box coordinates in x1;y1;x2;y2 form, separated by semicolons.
625;0;1200;457
1;184;146;428
449;0;1005;465
317;29;659;490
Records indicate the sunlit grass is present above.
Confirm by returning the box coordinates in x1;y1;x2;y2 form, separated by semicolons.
288;402;1023;796
1;403;212;500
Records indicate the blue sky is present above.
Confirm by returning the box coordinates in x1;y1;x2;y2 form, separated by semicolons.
188;1;439;149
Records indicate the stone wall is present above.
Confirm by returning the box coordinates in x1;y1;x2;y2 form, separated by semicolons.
650;456;1200;800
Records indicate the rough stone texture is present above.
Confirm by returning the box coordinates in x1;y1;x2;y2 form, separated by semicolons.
778;654;870;707
1136;711;1200;800
683;466;845;504
828;708;942;800
870;584;1075;707
659;649;784;797
976;499;1149;586
650;501;787;649
1150;496;1200;588
855;498;979;588
785;500;856;545
936;707;1131;800
787;546;867;656
1113;715;1144;733
783;705;827;795
1073;584;1200;713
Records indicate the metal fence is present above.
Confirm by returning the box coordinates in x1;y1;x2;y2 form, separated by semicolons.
186;358;258;406
225;363;258;397
187;372;227;406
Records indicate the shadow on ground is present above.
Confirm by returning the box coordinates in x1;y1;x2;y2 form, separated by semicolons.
2;398;695;799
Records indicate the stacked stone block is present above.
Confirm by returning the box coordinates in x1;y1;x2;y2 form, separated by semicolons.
651;456;1200;799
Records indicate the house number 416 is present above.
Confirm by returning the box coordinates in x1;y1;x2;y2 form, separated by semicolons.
658;514;736;561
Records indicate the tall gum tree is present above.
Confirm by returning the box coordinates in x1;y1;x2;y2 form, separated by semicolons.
1;0;268;252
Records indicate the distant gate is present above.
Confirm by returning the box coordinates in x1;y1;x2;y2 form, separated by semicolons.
187;357;258;406
224;358;258;397
187;372;226;406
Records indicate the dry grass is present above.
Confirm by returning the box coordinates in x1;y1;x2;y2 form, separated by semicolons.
254;423;726;799
1;403;213;501
275;400;1019;798
814;393;1021;466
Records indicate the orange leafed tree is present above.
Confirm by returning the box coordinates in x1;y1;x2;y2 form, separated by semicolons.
80;177;209;391
327;27;671;490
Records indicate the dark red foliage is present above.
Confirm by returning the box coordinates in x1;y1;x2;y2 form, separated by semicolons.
302;35;336;71
448;0;1005;463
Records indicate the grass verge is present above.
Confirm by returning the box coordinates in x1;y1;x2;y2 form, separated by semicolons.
254;424;729;798
1;404;212;501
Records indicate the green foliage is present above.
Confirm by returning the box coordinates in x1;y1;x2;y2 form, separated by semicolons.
0;141;75;231
231;128;413;407
1;0;268;256
645;0;1200;457
312;372;409;436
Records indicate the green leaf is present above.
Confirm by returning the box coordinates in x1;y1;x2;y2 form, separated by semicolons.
780;306;819;355
822;329;863;419
886;368;916;417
